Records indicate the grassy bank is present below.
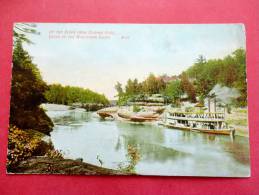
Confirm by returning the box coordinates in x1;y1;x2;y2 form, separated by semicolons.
226;108;249;137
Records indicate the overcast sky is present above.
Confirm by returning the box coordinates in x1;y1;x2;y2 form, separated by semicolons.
22;23;245;99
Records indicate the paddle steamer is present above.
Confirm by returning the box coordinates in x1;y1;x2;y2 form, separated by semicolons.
161;111;235;136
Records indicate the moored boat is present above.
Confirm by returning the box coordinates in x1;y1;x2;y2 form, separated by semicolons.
97;107;118;119
191;127;235;136
97;112;114;119
129;112;160;122
159;122;191;131
117;110;132;120
117;110;160;122
130;116;158;122
162;111;235;136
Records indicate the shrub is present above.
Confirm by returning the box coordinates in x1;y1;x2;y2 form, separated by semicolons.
45;149;64;159
133;105;141;113
7;126;42;171
118;145;141;173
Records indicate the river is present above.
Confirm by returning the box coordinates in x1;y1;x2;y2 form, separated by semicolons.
45;104;250;177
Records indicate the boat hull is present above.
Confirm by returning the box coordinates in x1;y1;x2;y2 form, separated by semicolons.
159;123;191;131
192;128;235;135
117;112;131;119
159;122;235;135
130;116;158;122
97;112;114;119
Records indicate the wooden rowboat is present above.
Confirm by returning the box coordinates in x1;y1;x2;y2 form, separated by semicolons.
97;111;114;119
117;111;132;119
130;116;158;122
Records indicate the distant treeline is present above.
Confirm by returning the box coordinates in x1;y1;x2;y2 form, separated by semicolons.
115;48;247;106
115;72;195;105
114;74;166;105
45;84;110;106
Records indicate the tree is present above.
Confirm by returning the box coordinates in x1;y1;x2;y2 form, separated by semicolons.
232;49;247;106
45;84;110;106
184;49;247;106
142;73;165;94
13;23;39;44
164;80;183;104
125;79;135;96
10;39;53;134
115;82;124;97
180;73;196;102
133;78;141;94
196;55;206;64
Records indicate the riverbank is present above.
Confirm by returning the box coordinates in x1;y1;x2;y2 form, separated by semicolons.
7;126;130;175
13;103;249;176
12;156;130;175
43;104;249;138
226;108;249;137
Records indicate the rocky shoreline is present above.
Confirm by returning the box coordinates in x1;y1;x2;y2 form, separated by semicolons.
7;126;130;175
11;156;131;175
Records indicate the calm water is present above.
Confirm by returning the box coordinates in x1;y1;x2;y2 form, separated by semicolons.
46;104;250;176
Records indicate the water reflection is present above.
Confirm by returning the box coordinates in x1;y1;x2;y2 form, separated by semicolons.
115;122;190;162
47;107;250;177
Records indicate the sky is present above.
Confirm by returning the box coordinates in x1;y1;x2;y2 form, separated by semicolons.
21;23;246;99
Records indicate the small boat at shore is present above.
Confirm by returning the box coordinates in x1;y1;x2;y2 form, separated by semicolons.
97;112;114;119
130;116;158;122
117;110;132;120
155;107;165;114
97;107;118;119
130;112;159;122
117;110;160;122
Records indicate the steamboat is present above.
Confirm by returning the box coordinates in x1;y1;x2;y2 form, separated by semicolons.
160;111;235;136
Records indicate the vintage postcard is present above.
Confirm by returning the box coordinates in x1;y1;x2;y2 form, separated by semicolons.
7;23;250;177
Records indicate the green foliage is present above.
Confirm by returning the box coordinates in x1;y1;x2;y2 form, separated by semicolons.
133;105;141;112
185;106;195;112
46;149;64;159
10;39;53;134
142;73;166;94
180;73;197;102
45;84;109;106
125;79;142;96
116;94;130;106
7;126;43;171
115;82;124;96
185;48;247;106
115;74;166;105
119;145;141;174
115;49;246;107
164;80;183;104
226;118;247;126
14;23;39;44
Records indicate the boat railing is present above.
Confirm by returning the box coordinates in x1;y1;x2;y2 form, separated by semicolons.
168;111;225;120
167;116;225;122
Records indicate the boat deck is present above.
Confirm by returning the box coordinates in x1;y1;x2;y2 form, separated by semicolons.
159;122;235;135
167;116;224;122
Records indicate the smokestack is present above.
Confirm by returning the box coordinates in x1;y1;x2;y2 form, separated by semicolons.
208;97;211;112
214;98;216;112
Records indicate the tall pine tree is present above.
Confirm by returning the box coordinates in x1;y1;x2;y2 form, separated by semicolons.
10;39;53;134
